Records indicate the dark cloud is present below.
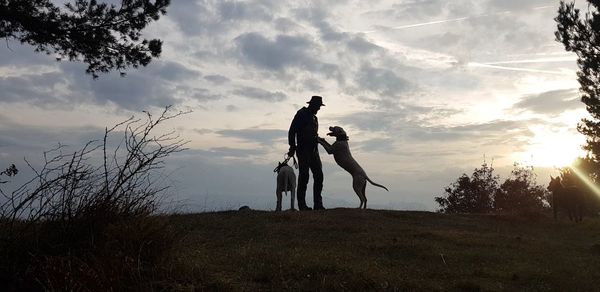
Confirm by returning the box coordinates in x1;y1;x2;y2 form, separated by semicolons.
168;0;277;37
184;87;225;103
354;64;412;97
513;89;582;115
0;59;200;110
204;74;231;85
234;32;312;71
148;61;201;81
234;32;339;76
273;17;300;33
0;72;70;106
57;60;204;110
232;86;287;102
167;1;219;36
85;71;178;110
346;36;382;54
193;128;213;135
217;1;274;21
226;105;239;112
295;8;382;55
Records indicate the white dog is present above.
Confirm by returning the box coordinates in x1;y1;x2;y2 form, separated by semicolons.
275;161;296;211
318;126;389;209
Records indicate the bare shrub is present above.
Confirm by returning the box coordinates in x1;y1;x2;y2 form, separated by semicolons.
0;106;189;290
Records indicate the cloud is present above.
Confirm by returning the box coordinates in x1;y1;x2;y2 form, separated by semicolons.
0;72;70;106
0;123;103;160
204;74;231;85
168;0;278;37
354;138;396;153
57;60;206;110
187;147;267;159
354;64;412;97
234;32;312;71
486;0;555;11
183;87;225;103
232;86;287;102
234;32;339;76
408;120;535;143
0;42;56;67
217;1;275;21
512;89;582;116
0;59;202;110
215;128;287;145
148;61;201;81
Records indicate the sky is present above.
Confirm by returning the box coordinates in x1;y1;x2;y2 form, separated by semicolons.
0;0;588;211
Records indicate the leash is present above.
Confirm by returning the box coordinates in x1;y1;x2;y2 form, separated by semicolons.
273;153;298;173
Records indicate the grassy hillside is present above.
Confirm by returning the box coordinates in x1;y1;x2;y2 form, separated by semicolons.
164;208;600;291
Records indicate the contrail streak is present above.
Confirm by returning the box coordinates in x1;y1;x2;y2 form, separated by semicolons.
483;56;577;65
467;62;572;75
388;16;470;30
362;5;556;33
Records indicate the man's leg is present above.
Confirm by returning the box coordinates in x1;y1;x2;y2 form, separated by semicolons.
311;153;325;210
296;152;311;210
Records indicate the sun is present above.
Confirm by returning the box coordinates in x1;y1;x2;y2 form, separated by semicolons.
517;127;586;167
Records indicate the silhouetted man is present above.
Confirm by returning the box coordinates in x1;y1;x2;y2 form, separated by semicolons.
288;96;326;211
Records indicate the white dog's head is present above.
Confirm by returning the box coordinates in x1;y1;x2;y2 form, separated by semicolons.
327;126;349;141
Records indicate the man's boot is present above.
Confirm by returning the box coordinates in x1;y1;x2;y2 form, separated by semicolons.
297;188;311;211
314;197;326;210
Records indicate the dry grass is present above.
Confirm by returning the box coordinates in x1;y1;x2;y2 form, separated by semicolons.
163;208;600;291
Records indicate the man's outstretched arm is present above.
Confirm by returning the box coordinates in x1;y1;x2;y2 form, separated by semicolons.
288;114;299;156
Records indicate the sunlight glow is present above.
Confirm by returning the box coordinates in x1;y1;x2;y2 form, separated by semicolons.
519;127;585;167
570;166;600;199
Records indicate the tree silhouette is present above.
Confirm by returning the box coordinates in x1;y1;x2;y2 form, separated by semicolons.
556;1;600;176
435;162;498;213
0;0;170;78
494;164;546;213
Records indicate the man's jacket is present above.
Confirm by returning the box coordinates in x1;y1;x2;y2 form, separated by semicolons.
288;107;318;153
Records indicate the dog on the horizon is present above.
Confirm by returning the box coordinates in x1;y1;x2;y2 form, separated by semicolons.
318;126;389;209
275;161;296;211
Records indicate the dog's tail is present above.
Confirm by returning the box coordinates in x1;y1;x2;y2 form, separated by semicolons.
366;177;389;191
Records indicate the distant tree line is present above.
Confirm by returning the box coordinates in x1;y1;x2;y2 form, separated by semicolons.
435;162;548;214
435;160;600;216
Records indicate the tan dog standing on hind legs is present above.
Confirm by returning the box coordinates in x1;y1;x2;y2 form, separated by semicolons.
274;158;296;211
318;126;389;209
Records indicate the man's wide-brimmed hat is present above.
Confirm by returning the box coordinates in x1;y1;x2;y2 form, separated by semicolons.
307;95;325;106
